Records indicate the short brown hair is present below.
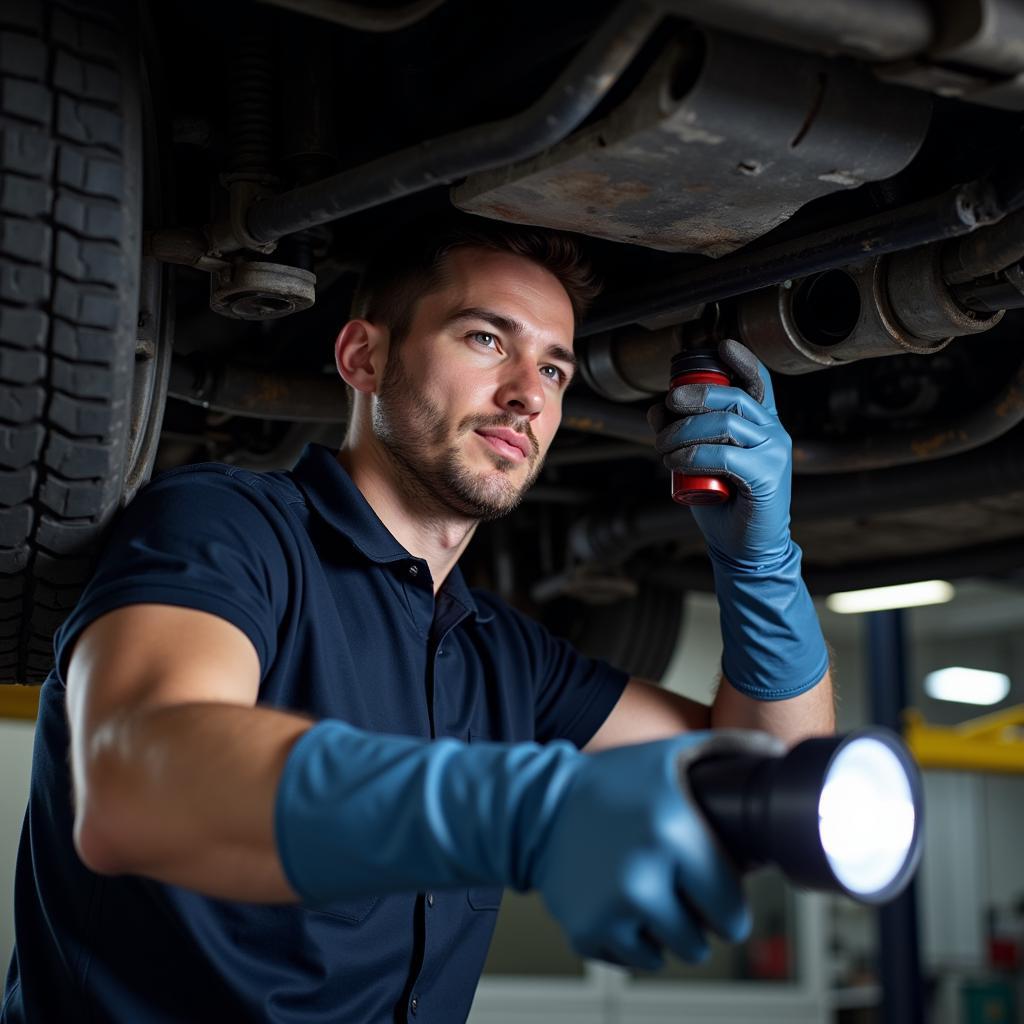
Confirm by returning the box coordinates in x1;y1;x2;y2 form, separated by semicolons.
350;215;600;348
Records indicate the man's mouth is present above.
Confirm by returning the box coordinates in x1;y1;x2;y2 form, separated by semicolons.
475;428;530;462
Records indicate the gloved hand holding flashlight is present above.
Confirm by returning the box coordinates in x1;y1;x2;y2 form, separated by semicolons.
533;729;784;969
277;719;921;975
276;721;782;972
648;339;829;700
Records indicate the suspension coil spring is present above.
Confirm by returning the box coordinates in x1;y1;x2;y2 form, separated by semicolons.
227;23;275;181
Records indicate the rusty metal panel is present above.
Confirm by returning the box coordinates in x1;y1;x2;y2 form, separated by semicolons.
658;0;934;62
453;30;931;257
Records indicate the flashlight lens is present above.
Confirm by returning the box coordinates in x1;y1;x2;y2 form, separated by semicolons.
818;737;916;897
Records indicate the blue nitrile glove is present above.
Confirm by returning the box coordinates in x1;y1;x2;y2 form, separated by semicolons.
533;729;786;968
275;720;773;970
648;338;829;700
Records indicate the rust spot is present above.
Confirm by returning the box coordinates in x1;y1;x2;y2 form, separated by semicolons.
995;385;1024;418
792;72;827;149
549;170;653;208
564;416;603;432
481;202;525;222
911;430;966;458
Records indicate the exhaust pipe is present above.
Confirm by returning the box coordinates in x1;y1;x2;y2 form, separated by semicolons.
735;245;1003;374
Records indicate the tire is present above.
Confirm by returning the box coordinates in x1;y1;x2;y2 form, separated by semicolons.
0;0;168;684
543;582;685;682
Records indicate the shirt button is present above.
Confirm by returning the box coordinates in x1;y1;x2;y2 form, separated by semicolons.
407;564;419;578
427;892;435;907
410;995;419;1015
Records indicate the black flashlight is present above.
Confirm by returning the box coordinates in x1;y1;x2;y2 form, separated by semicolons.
687;728;923;904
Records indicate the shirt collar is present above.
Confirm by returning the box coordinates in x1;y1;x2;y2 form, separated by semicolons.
288;443;493;623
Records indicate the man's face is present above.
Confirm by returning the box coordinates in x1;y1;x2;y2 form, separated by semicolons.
371;247;577;521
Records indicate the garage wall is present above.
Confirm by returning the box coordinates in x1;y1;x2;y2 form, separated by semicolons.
818;585;1024;1024
659;589;724;703
0;719;34;974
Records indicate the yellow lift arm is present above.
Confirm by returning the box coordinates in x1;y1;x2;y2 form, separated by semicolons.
0;686;40;722
4;689;1023;775
904;705;1024;774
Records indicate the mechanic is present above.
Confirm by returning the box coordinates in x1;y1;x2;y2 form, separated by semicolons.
2;218;833;1024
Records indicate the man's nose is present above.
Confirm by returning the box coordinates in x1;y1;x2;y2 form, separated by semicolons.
495;359;545;417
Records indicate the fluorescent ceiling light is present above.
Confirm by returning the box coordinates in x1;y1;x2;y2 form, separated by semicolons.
924;667;1010;706
825;580;955;615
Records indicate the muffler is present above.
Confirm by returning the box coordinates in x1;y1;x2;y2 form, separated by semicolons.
736;244;1003;374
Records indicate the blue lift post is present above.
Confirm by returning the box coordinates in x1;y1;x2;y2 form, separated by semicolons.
866;609;926;1024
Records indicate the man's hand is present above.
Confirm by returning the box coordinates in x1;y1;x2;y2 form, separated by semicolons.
277;720;778;972
534;730;781;970
647;339;830;704
649;338;791;569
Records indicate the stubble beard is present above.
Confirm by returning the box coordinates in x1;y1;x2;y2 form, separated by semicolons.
372;350;546;522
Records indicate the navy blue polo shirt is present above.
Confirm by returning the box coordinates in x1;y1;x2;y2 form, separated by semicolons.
2;442;628;1024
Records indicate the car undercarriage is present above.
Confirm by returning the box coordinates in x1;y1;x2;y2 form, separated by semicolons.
3;0;1024;682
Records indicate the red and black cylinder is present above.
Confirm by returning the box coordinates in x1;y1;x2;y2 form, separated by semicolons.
669;350;733;506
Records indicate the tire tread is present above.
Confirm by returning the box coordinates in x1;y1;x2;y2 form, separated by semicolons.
0;0;139;684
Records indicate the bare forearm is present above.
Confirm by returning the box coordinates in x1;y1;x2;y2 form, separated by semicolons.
75;702;312;902
710;668;835;746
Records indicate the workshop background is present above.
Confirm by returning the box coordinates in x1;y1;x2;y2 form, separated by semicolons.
2;581;1021;1024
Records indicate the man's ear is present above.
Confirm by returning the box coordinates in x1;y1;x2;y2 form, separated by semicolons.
335;319;389;394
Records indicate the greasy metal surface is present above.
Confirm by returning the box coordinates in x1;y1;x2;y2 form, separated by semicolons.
225;21;276;182
960;72;1024;111
930;0;1024;76
576;486;1024;574
874;59;1024;111
637;524;1024;594
579;178;1006;337
735;245;1004;374
125;253;175;505
145;229;228;272
657;0;933;62
943;207;1024;283
737;257;959;375
579;325;680;400
872;1;1024;109
244;2;662;244
571;428;1024;566
579;329;651;402
168;354;349;423
165;356;650;440
791;355;1024;474
210;261;317;320
455;30;930;256
887;243;1004;341
952;266;1024;312
664;0;1024;114
611;325;681;392
560;396;654;445
793;498;1024;580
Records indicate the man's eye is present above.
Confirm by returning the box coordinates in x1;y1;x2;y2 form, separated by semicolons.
469;331;499;349
541;365;567;385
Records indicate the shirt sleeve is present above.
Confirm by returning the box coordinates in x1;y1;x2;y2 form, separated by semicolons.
53;466;291;684
477;595;629;749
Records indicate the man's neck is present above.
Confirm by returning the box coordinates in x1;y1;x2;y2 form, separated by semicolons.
335;443;477;594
